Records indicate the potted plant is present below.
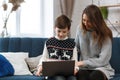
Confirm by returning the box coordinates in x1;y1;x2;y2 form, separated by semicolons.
100;7;108;20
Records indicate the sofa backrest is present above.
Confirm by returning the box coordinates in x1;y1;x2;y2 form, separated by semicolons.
110;37;120;74
0;37;47;57
0;37;120;74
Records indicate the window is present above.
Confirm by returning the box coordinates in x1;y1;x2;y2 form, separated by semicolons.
0;0;54;38
19;0;54;37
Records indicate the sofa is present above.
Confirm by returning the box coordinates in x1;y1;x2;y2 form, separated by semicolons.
0;37;120;80
0;37;48;80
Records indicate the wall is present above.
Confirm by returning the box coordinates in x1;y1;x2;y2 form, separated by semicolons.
70;0;92;38
93;0;120;37
54;0;120;38
54;0;92;38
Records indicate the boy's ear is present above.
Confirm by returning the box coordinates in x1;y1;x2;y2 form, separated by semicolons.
67;29;70;34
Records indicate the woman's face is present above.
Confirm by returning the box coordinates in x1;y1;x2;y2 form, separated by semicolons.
54;27;69;40
82;13;93;31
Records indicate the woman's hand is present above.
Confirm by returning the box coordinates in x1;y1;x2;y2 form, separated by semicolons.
74;61;84;75
75;61;84;67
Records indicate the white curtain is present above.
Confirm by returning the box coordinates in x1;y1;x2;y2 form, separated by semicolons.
59;0;75;19
54;0;75;37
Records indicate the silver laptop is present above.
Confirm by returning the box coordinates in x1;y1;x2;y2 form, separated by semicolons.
42;60;75;77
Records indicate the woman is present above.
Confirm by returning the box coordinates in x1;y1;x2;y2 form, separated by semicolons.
75;4;115;80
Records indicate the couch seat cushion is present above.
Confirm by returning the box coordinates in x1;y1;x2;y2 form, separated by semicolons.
0;75;44;80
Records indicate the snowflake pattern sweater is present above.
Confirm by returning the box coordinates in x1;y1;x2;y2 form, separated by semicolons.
46;37;75;60
38;37;78;65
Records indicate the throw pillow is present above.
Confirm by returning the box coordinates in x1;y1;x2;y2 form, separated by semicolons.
25;55;42;73
0;52;32;75
0;54;14;77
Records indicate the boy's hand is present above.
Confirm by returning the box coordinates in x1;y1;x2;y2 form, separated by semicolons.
74;66;79;75
35;65;42;76
35;70;42;76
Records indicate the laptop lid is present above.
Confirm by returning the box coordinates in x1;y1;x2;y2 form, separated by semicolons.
42;60;75;77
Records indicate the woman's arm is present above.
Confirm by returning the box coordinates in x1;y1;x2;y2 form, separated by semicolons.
78;38;112;68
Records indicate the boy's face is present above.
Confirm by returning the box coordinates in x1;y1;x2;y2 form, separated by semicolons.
55;27;69;40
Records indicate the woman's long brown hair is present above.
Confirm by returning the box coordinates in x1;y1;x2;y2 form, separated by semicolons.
81;4;112;48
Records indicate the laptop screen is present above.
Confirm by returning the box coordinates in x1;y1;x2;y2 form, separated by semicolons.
42;60;75;77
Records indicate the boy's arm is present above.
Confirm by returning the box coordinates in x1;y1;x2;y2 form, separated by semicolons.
72;46;78;61
36;65;42;76
35;44;49;76
38;44;49;65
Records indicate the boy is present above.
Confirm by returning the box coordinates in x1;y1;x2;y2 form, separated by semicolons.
36;15;77;80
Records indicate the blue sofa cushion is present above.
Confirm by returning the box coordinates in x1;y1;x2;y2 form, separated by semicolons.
0;54;14;77
110;38;120;74
0;38;47;57
0;38;9;52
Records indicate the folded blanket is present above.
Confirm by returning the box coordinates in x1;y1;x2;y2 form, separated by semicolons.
0;54;14;77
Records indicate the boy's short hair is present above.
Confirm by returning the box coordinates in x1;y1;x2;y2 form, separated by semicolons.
55;15;71;30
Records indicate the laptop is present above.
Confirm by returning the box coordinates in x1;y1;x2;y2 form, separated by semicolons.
42;60;75;77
